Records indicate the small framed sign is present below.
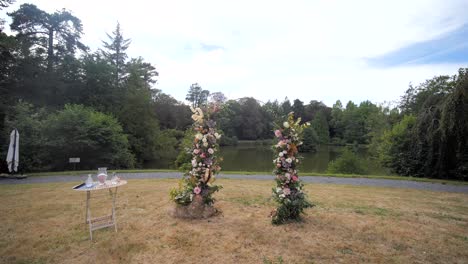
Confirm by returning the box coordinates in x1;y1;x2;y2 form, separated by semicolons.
69;157;80;163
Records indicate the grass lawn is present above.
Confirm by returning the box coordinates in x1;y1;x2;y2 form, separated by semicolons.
1;179;467;263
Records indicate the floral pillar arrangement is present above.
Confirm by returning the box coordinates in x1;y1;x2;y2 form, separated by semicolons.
170;106;223;219
271;112;314;224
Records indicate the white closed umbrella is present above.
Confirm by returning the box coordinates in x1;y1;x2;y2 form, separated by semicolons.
6;129;19;173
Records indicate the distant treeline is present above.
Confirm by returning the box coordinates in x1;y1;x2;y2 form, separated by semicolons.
0;3;466;179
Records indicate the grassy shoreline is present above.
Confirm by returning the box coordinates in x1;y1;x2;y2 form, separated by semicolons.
22;169;468;186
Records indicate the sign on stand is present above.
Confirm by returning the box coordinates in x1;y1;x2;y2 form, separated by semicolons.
69;157;80;170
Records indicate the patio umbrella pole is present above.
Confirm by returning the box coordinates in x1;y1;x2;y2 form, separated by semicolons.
11;128;17;174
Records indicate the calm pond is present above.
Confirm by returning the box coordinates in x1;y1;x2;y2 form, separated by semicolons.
145;143;389;175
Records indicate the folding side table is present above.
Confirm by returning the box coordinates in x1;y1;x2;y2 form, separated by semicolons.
73;180;127;240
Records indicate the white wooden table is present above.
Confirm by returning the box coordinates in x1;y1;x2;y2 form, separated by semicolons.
73;180;127;240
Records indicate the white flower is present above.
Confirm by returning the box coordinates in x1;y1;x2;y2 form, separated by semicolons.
279;152;284;157
279;194;286;198
191;107;204;123
202;137;207;143
198;162;202;166
306;122;311;126
195;133;203;140
283;122;290;128
192;160;197;167
286;158;292;163
208;148;214;154
214;133;221;139
203;142;208;147
283;150;287;154
276;187;282;193
285;173;291;179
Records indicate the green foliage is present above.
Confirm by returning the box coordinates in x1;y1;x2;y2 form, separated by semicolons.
174;129;195;171
400;75;455;115
8;3;87;72
440;70;468;179
2;103;134;172
43;104;135;170
271;113;313;225
3;102;48;172
378;69;468;180
219;134;238;146
327;147;368;175
185;83;209;108
217;98;273;140
379;115;417;176
100;22;131;86
300;126;319;152
117;58;166;166
311;110;329;144
153;91;192;130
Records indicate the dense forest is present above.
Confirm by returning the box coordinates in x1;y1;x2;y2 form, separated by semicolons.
1;3;467;180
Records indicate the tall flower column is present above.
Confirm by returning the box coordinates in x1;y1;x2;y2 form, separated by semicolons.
271;112;313;224
170;106;222;218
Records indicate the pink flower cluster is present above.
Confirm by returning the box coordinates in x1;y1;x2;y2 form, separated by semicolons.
189;122;222;195
273;114;310;199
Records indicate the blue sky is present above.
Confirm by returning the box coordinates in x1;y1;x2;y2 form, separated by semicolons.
2;0;468;106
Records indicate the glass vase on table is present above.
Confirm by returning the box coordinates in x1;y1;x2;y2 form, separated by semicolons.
85;174;94;188
97;167;108;185
110;172;119;185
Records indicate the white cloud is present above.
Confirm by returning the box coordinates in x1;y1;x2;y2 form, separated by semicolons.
2;0;468;105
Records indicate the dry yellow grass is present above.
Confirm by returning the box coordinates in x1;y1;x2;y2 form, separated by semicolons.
0;179;467;264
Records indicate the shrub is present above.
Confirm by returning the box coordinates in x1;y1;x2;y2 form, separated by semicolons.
327;148;368;175
174;129;195;171
2;102;48;172
43;104;135;170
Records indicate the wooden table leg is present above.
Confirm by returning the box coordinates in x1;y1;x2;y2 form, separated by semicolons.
109;187;118;232
86;191;93;240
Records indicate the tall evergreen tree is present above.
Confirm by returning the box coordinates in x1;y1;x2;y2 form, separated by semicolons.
101;22;131;86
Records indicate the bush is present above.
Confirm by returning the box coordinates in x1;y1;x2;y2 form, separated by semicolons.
2;102;48;172
327;148;368;175
174;129;195;171
43;104;135;170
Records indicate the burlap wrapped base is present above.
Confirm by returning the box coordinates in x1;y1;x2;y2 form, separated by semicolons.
170;194;219;219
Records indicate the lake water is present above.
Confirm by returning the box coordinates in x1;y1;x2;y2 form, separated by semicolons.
145;143;389;175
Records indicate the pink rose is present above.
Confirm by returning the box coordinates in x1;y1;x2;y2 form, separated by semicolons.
276;163;282;168
283;188;291;195
200;153;206;158
274;130;282;138
194;187;201;194
193;149;200;154
208;148;214;154
292;175;298;182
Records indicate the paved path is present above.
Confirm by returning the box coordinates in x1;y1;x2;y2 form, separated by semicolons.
1;172;467;194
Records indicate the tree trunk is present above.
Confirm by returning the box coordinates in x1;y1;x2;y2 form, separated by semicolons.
47;28;54;72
